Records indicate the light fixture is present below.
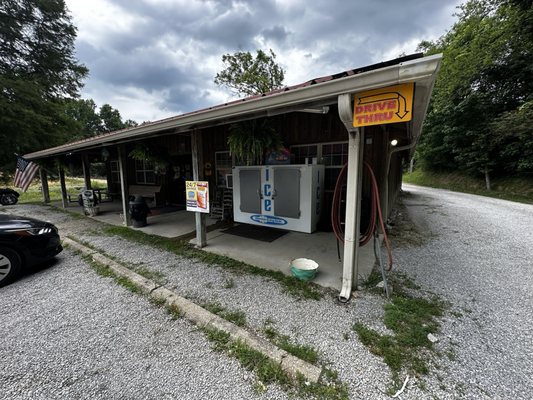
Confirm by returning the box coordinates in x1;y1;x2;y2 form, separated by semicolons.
390;139;398;147
299;106;330;114
101;148;110;161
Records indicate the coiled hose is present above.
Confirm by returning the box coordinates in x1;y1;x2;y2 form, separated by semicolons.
331;161;393;271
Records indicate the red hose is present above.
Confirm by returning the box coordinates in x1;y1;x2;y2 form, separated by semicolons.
331;161;393;271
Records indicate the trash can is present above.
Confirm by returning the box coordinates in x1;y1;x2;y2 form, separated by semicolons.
81;189;99;216
129;195;150;227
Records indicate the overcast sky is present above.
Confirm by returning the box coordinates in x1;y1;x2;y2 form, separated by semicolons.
65;0;462;123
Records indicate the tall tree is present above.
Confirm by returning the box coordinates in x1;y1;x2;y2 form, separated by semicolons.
214;49;285;96
0;0;88;167
417;0;533;186
62;98;101;139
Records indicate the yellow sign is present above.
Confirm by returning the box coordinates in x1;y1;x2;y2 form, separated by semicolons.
186;181;209;213
353;83;414;127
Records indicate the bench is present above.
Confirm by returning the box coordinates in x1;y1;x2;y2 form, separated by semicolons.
129;185;162;206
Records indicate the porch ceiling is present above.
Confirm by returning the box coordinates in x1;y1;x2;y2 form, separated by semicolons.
25;53;441;161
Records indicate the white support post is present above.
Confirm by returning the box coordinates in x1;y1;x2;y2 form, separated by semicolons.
337;94;365;302
191;130;207;248
118;146;131;226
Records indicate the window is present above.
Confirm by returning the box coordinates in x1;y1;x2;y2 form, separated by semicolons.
135;160;156;184
110;161;120;183
215;151;232;187
290;145;318;164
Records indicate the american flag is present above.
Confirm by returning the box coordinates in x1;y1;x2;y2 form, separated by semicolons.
14;156;39;192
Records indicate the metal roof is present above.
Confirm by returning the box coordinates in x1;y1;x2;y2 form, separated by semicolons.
25;53;441;160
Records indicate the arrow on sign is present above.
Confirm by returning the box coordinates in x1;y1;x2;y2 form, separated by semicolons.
357;92;409;119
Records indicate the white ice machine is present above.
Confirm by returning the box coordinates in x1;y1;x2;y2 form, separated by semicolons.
232;164;324;233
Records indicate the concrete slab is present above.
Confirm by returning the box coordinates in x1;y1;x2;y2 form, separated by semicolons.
53;201;217;238
196;226;377;291
55;201;377;290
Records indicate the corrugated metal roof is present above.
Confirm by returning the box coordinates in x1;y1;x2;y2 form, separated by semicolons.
25;53;426;160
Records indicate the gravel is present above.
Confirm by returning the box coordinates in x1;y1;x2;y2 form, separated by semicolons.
2;188;532;399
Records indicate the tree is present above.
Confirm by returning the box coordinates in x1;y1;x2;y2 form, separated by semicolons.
99;104;125;133
417;0;533;186
214;49;285;96
0;0;88;168
62;98;101;139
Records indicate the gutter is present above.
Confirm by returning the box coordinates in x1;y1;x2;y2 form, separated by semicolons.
25;54;442;160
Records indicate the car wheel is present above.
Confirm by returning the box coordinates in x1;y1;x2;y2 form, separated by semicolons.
0;247;22;287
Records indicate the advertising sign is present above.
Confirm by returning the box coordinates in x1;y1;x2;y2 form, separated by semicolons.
353;82;414;127
186;181;209;213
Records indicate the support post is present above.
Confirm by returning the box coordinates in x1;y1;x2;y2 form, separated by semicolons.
338;94;365;302
191;130;207;248
118;146;131;226
58;165;68;209
82;154;92;189
39;168;50;203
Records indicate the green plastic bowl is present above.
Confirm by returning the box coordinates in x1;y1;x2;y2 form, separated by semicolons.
290;258;319;281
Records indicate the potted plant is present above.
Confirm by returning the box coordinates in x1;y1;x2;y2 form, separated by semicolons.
227;119;282;165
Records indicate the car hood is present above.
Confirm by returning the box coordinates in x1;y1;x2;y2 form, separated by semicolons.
0;214;52;230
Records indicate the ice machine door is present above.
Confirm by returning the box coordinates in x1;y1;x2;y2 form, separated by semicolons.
273;168;300;218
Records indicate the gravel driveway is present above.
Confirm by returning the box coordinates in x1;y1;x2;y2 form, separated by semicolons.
1;185;532;399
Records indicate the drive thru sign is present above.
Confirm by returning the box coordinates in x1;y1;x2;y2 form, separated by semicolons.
352;83;414;127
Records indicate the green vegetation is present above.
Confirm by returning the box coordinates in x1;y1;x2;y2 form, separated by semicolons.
203;302;247;327
404;170;533;204
81;254;141;295
262;323;319;365
17;178;108;204
166;303;184;320
354;292;447;385
202;326;348;399
417;0;533;186
102;225;323;300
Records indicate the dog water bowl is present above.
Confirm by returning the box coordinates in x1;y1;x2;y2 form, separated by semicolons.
290;258;319;281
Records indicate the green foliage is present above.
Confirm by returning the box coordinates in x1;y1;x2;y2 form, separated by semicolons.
227;119;283;165
0;0;88;167
354;293;447;376
418;0;533;179
214;49;285;96
403;169;533;204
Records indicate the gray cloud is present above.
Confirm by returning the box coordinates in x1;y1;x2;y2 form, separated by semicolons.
68;0;461;122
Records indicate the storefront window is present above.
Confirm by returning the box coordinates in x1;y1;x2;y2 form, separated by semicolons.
135;160;156;184
215;151;232;187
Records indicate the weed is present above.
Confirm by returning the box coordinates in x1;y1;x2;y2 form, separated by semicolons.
223;277;235;289
202;302;247;327
166;303;184;320
102;225;323;300
134;266;166;282
149;296;166;306
261;325;319;365
354;292;447;377
296;372;349;400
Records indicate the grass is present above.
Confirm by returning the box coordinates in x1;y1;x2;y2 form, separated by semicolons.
202;326;348;399
16;177;108;204
261;323;319;365
202;302;247;327
102;225;323;300
80;253;142;294
403;169;533;204
353;291;447;388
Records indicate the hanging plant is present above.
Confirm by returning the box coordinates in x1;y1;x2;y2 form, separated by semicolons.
128;143;171;175
227;119;282;165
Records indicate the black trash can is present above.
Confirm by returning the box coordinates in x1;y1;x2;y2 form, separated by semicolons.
129;195;150;227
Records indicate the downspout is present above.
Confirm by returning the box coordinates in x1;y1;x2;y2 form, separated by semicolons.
337;94;365;302
383;141;416;221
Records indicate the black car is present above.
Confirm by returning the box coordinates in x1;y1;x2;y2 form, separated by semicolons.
0;214;63;287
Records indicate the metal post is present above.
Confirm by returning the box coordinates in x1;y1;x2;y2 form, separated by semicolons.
191;130;207;248
117;146;131;226
58;166;68;209
39;168;50;203
337;94;365;302
82;154;92;189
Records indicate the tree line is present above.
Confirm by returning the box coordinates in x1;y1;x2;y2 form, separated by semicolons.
0;0;136;173
417;0;533;188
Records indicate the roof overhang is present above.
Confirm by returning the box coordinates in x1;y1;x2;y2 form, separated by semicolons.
25;54;441;160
